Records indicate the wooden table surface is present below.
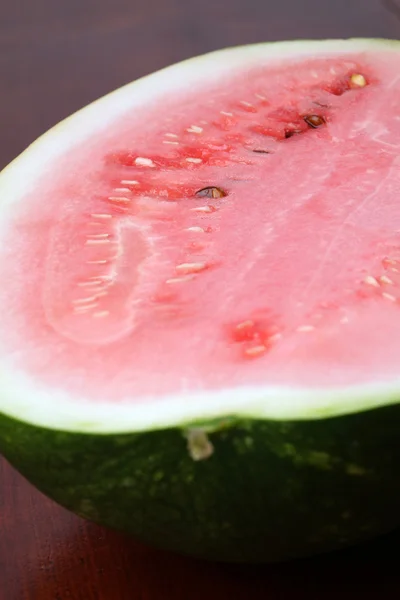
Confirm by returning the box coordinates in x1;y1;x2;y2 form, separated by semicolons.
1;1;400;598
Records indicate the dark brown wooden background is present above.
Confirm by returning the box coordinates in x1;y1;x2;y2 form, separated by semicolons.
0;1;399;598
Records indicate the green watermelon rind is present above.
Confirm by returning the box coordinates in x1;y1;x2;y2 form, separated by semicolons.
1;402;400;562
0;38;400;563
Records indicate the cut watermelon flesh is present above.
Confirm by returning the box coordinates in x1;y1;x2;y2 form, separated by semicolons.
0;40;400;419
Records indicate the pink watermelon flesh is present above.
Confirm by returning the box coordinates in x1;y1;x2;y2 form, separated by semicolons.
1;50;400;401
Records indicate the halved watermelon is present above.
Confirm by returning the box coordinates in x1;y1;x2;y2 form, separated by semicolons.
0;38;400;563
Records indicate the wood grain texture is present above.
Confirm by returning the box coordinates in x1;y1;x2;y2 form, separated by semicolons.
0;0;399;598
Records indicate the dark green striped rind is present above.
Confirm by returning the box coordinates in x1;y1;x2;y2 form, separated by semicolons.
1;402;400;563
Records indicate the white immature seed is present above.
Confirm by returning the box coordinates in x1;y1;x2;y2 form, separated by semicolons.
135;157;156;168
380;275;394;285
114;187;131;193
163;140;179;145
85;238;112;245
72;296;98;305
190;206;215;213
185;226;206;233
186;157;203;164
165;276;193;284
73;303;98;313
350;73;367;88
186;125;203;134
297;325;315;333
244;345;267;357
176;262;207;275
165;133;179;138
91;213;113;220
269;333;282;343
77;281;105;288
236;320;254;330
92;310;110;318
72;296;96;306
87;259;108;264
86;233;110;239
108;196;131;203
382;292;397;302
255;93;267;100
363;275;380;288
120;180;139;185
240;101;254;108
220;111;233;117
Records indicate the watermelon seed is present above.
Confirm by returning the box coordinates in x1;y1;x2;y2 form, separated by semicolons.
135;157;156;167
255;93;267;100
72;296;98;305
240;101;255;107
77;281;105;288
108;196;131;204
236;320;254;331
92;311;110;318
176;262;207;274
269;333;282;343
185;226;206;233
382;257;398;268
186;157;203;164
186;125;203;134
73;303;99;312
164;133;179;138
114;187;131;193
86;233;110;239
296;325;315;332
304;114;326;128
244;345;267;357
120;180;139;185
195;187;226;199
87;259;108;264
89;275;111;281
163;140;179;145
285;129;303;139
166;276;194;284
350;73;367;88
85;238;112;245
379;275;394;285
220;111;234;117
191;205;217;213
91;213;113;220
363;275;380;288
186;429;214;461
252;149;271;154
382;292;397;302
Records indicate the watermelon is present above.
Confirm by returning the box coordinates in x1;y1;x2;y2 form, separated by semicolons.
0;38;400;563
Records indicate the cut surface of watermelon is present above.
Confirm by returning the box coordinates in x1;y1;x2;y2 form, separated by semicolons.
1;39;400;564
0;39;399;431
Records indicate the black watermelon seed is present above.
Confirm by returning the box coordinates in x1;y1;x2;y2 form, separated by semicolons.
195;187;227;199
304;115;326;128
284;129;303;139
